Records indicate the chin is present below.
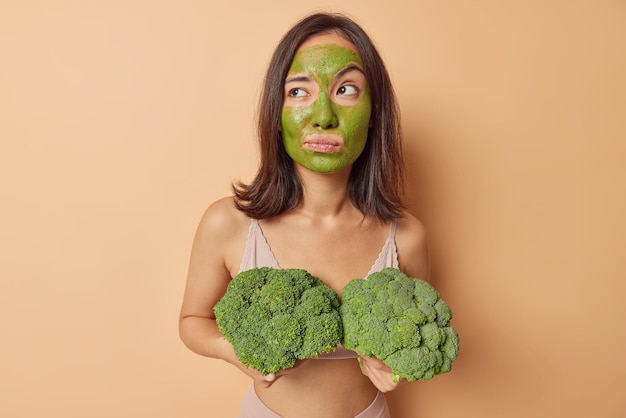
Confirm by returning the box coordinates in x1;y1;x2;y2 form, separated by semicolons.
310;165;351;174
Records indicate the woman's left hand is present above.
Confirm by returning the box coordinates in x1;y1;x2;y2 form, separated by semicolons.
358;356;402;393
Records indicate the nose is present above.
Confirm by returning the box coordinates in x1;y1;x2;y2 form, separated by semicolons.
311;92;338;129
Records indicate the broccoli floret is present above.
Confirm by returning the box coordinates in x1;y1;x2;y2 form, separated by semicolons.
388;317;421;350
296;311;343;358
340;267;459;382
214;267;342;375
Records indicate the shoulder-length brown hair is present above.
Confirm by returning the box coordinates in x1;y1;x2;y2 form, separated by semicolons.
233;12;405;221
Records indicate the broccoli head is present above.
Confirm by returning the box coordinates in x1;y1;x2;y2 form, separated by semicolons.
214;267;342;375
340;267;459;382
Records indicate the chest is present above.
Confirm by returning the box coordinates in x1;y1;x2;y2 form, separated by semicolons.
259;220;388;294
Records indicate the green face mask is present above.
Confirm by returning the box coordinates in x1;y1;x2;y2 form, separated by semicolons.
281;43;372;174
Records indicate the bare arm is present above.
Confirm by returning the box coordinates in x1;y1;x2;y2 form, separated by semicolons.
179;200;272;381
178;199;307;386
179;199;240;360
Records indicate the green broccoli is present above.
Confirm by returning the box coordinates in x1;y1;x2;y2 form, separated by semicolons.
340;267;459;382
214;267;343;375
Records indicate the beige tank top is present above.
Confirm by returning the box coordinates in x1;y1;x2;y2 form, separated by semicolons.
239;219;399;274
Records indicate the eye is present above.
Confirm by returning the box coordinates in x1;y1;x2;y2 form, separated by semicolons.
288;88;309;97
337;85;359;96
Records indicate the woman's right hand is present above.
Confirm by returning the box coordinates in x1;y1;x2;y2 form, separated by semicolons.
253;359;311;388
219;336;310;387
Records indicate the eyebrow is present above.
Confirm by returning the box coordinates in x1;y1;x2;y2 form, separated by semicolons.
335;64;365;79
284;64;366;84
285;75;313;84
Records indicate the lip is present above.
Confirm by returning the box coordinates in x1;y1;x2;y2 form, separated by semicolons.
303;134;343;153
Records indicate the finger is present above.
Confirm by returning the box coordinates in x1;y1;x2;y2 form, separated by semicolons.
357;356;368;376
362;356;392;372
275;359;310;377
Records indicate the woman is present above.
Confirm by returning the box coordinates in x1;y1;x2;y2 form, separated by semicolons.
179;12;429;418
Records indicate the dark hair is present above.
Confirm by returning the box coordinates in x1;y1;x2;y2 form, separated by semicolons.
233;12;405;221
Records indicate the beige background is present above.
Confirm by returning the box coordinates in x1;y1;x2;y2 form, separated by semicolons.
1;1;625;417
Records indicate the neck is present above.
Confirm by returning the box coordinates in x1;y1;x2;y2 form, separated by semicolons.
294;165;355;219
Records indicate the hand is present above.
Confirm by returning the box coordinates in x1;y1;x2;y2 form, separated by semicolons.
218;336;310;387
252;359;311;388
358;356;402;393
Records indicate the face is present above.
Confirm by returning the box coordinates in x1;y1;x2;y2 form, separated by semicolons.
281;32;372;174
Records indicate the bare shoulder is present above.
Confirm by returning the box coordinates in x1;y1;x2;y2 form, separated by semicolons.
196;196;249;238
395;211;427;252
395;211;430;281
181;197;250;323
192;196;250;275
